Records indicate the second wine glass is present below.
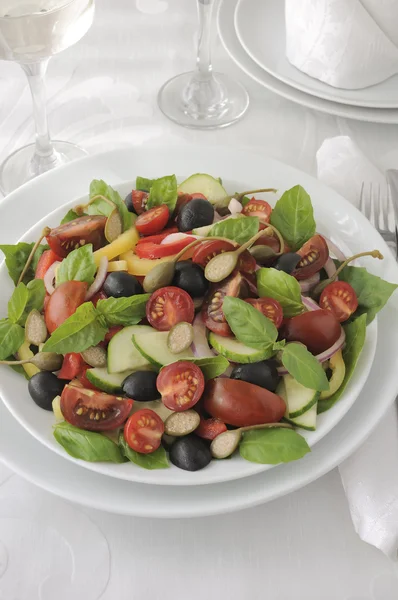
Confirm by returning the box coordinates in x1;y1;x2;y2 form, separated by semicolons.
158;0;249;129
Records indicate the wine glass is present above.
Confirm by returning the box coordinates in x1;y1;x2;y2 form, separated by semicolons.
0;0;95;195
157;0;249;129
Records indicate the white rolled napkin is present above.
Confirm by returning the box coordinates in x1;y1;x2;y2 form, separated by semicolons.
285;0;398;89
317;135;398;560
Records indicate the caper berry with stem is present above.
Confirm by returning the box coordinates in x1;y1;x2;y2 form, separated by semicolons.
0;352;63;372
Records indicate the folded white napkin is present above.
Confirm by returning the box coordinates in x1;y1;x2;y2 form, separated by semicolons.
285;0;398;89
317;136;398;560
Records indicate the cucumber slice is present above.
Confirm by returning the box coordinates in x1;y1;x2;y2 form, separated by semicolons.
285;403;317;431
107;325;154;374
208;332;272;363
277;375;319;418
178;173;229;207
86;368;133;394
132;332;194;368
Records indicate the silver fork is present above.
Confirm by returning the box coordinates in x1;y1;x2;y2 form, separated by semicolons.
359;182;397;258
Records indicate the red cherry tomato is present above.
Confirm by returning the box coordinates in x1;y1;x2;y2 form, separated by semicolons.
320;281;358;323
245;297;283;328
157;362;205;411
135;227;179;245
192;239;256;274
284;309;341;355
146;286;194;331
46;215;107;258
60;385;133;432
132;190;149;214
195;417;227;440
135;205;170;236
242;198;272;223
203;378;286;427
91;290;107;307
45;281;88;333
124;409;164;453
35;249;62;279
292;235;329;280
104;325;124;343
58;353;85;380
202;271;243;336
135;236;196;259
77;365;100;391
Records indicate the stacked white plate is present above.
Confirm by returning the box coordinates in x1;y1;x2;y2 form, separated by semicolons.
217;0;398;124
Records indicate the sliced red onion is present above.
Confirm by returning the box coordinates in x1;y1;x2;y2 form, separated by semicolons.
299;272;320;293
228;197;243;215
191;313;215;358
160;232;199;245
324;257;337;279
44;261;60;295
323;236;346;261
277;327;346;375
242;273;258;295
85;257;108;301
301;295;320;311
219;365;233;378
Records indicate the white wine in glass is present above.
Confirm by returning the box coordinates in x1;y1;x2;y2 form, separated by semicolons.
158;0;249;129
0;0;95;195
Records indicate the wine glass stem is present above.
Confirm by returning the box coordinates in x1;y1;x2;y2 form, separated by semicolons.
21;60;60;175
196;0;215;81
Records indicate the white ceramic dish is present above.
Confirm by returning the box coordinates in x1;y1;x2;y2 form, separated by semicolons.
217;0;398;124
234;0;398;109
0;147;383;486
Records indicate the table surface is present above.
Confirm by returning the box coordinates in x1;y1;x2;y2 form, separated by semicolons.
1;1;398;599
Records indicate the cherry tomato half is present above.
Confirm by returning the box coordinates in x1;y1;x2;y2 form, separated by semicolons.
203;378;286;427
292;235;329;280
45;281;88;334
242;198;272;223
157;362;205;411
46;215;107;258
245;297;283;328
135;227;179;246
124;409;164;454
135;205;170;236
192;239;256;274
35;249;62;279
60;385;133;431
132;190;149;214
195;416;227;440
284;309;341;355
146;286;194;331
135;236;196;259
58;353;85;380
320;281;358;323
202;271;243;336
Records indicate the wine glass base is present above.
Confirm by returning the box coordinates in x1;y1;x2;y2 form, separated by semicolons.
0;141;88;196
157;71;249;129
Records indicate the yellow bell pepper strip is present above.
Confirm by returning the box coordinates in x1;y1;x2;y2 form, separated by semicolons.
17;341;40;378
107;260;128;272
120;250;178;277
93;227;139;266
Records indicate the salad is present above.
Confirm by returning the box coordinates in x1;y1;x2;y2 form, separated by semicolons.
0;173;396;472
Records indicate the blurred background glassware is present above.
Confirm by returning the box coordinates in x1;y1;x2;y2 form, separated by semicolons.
0;0;95;195
157;0;249;129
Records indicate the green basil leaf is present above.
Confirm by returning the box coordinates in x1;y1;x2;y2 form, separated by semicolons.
4;355;29;379
147;175;178;213
8;283;29;324
337;265;398;324
136;176;155;192
241;195;250;207
0;242;48;285
56;244;96;286
96;294;151;327
281;342;329;391
42;302;107;354
61;209;79;224
256;268;304;317
190;355;230;380
118;432;169;470
24;279;46;316
270;185;316;250
223;296;278;352
208;216;259;245
89;179;133;231
0;319;25;360
318;315;367;414
240;427;311;464
54;422;126;463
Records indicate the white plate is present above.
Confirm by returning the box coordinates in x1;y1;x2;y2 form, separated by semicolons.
235;0;398;109
218;0;398;124
0;147;383;486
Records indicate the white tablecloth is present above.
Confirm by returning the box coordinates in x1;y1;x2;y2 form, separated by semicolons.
1;1;398;598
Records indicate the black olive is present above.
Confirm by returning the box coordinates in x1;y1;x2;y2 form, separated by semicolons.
274;252;301;274
124;192;136;214
169;435;212;471
177;198;214;232
103;272;143;298
230;360;280;392
172;261;209;298
122;371;160;402
28;372;66;411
